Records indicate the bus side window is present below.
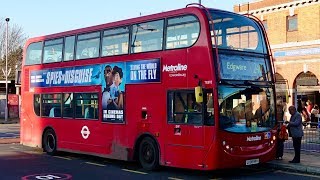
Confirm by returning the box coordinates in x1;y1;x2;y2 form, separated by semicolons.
76;32;100;60
43;38;63;63
205;92;214;126
63;93;74;118
74;93;98;120
167;91;203;125
34;94;41;116
25;42;43;65
41;93;62;117
166;15;200;49
64;36;75;61
131;20;164;53
102;26;129;56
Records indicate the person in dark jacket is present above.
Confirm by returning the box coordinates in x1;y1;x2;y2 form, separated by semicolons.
285;106;304;163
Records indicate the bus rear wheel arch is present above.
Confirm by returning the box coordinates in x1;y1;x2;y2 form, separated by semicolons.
42;128;58;155
138;136;160;171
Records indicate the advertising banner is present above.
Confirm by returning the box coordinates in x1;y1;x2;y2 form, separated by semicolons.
30;58;161;123
30;65;102;87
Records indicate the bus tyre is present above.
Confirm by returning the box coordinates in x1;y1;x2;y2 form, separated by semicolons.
43;129;57;155
138;137;159;171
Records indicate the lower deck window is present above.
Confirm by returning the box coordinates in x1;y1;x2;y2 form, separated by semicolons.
33;92;99;120
42;94;62;117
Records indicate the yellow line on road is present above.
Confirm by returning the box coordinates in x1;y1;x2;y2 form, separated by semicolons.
122;168;147;175
85;162;106;167
275;170;320;178
54;156;72;160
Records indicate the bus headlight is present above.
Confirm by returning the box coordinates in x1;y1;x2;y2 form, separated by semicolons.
222;141;226;146
273;135;276;141
226;145;230;149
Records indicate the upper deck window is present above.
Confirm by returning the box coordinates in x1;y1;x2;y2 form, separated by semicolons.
166;15;200;49
102;27;129;56
64;36;75;61
76;31;100;60
43;38;63;63
25;42;43;65
210;10;266;54
131;20;164;53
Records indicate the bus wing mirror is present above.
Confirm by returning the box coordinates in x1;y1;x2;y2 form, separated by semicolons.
195;86;203;103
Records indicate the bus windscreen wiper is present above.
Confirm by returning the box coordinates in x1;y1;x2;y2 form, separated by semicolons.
220;80;240;87
244;80;272;87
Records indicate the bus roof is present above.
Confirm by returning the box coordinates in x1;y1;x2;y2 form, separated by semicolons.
25;6;237;46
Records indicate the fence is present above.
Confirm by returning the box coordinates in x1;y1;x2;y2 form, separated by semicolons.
284;121;320;153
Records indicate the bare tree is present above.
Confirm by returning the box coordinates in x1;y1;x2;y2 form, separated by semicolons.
0;20;27;80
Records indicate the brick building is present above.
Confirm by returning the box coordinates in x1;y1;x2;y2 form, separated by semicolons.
234;0;320;112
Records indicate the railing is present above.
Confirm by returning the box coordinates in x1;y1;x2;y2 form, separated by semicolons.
283;121;320;153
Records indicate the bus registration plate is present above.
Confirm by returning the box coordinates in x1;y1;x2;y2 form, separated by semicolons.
246;158;259;165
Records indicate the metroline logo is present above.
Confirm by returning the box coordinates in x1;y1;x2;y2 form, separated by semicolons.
162;63;188;72
246;135;261;142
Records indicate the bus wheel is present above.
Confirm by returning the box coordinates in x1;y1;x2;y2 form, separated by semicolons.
138;137;159;171
43;129;57;155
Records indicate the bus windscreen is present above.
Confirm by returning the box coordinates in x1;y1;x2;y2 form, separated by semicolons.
210;10;267;54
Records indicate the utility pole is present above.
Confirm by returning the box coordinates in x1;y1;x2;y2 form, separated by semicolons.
5;18;10;122
199;0;201;4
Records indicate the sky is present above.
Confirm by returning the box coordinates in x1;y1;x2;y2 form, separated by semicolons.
1;0;249;38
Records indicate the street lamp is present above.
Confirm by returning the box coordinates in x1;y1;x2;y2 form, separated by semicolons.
5;18;10;122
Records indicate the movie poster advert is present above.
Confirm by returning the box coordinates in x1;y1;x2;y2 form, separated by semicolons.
102;59;160;123
101;62;125;123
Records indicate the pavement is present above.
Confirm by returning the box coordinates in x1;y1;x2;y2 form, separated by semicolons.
0;117;20;124
0;117;20;144
0;119;320;176
266;150;320;175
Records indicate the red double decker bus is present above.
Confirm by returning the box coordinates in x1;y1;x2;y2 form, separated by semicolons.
21;4;277;170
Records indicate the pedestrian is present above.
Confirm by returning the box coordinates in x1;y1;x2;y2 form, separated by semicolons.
306;100;313;115
310;104;319;127
285;106;304;163
276;123;288;159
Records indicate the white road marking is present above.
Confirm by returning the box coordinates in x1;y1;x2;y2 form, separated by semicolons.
85;162;106;167
54;156;72;160
122;169;147;175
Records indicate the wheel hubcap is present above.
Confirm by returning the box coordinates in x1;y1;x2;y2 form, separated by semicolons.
142;143;154;163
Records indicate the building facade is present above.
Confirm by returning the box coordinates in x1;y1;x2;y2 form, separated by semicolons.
234;0;320;115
